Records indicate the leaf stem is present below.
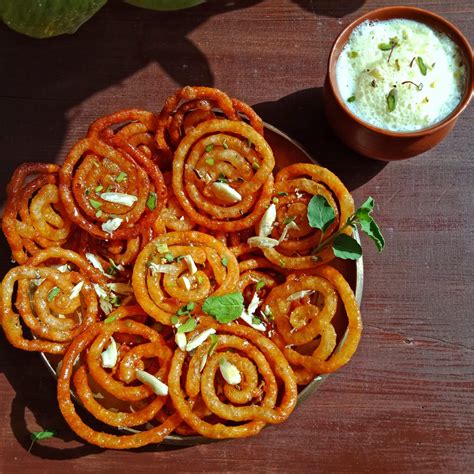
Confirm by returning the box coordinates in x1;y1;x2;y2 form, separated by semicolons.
312;218;354;256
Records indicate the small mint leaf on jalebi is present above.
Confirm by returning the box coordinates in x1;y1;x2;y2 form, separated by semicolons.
177;317;197;333
360;218;385;252
307;195;335;231
202;293;244;323
332;234;362;260
170;315;179;325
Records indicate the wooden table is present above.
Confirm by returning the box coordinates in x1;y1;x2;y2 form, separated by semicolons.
0;0;472;471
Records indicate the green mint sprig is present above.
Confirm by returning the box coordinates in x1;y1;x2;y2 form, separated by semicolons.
28;430;55;452
307;195;385;260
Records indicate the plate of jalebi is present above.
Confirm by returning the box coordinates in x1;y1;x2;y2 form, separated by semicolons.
0;86;365;449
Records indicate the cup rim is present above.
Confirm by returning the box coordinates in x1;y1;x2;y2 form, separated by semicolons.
327;6;474;138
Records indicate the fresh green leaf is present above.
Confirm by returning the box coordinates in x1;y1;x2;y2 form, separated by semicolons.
202;293;244;323
0;0;107;39
307;195;336;231
47;287;60;301
221;257;228;267
332;234;362;260
28;430;55;452
146;192;157;211
360;218;385;252
355;196;374;221
171;315;179;325
116;172;128;183
255;280;265;291
387;88;397;112
124;0;205;12
417;56;427;76
177;317;197;333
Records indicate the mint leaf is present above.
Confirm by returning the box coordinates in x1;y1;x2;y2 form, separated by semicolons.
332;234;362;260
307;195;335;231
355;196;374;221
176;302;194;316
360;218;385;251
28;430;55;452
202;293;244;323
177;317;197;333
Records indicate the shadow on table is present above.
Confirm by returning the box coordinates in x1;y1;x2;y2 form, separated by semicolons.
0;332;190;458
253;87;388;191
292;0;365;17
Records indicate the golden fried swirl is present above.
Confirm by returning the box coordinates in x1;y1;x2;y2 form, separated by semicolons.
172;119;274;231
1;264;98;354
261;163;355;269
2;163;73;264
156;86;264;157
168;318;297;438
132;231;239;324
57;319;181;449
265;266;362;374
59;134;166;241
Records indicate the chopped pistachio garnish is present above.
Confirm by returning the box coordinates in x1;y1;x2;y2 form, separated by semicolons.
205;157;215;166
89;199;102;209
146;192;157;211
387;88;397;112
417;56;427;76
116;171;127;183
47;287;60;301
347;95;356;103
205;144;213;153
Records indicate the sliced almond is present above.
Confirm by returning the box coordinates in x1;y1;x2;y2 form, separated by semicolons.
69;281;84;300
186;328;216;352
100;192;138;207
219;357;241;385
135;369;168;396
211;182;242;203
148;262;177;276
175;332;187;351
181;275;191;291
106;282;133;295
101;217;123;234
183;255;197;275
258;203;276;237
287;290;314;301
247;236;279;249
101;337;118;368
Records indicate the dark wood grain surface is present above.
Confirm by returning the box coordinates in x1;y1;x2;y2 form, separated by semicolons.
0;0;472;472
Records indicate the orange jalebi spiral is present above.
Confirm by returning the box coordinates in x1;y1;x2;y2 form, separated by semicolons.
153;172;195;235
172;119;274;231
1;264;98;354
57;319;182;449
156;86;264;158
59;134;166;241
254;163;354;269
2;163;73;264
168;318;297;438
132;231;239;325
264;266;362;375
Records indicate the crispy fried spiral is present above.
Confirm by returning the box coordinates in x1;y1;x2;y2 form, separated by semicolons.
57;319;181;449
2;163;73;264
59;135;166;241
132;231;239;324
261;163;354;269
156;86;264;157
172;119;274;231
265;266;362;374
1;265;98;354
168;318;297;438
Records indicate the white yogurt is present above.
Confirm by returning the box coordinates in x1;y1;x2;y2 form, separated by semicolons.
336;19;467;132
